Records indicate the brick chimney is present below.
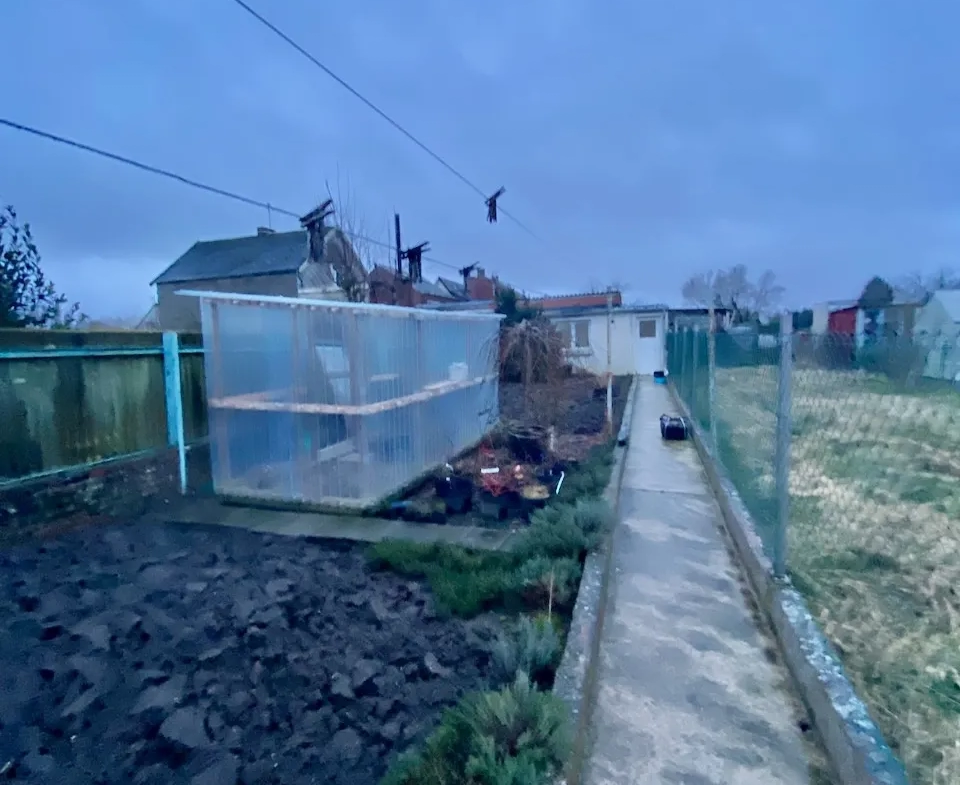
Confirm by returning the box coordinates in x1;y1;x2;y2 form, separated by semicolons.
466;266;496;301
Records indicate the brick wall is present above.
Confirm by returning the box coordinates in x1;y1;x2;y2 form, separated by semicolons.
0;444;211;546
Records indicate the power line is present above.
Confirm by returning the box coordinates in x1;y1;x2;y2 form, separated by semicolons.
229;0;545;243
0;116;462;273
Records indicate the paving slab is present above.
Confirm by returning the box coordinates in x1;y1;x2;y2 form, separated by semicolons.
160;496;517;551
584;378;827;785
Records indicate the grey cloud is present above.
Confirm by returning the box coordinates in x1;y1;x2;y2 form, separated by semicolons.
3;0;960;317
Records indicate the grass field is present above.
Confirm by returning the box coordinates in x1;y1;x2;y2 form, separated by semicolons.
708;365;960;785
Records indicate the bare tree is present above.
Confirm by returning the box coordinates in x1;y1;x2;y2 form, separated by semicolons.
499;316;568;430
323;173;383;302
752;269;786;313
681;265;783;322
895;268;960;302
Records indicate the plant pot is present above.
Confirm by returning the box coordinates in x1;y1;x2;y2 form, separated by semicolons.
444;490;472;515
434;473;474;499
434;473;474;516
476;489;513;522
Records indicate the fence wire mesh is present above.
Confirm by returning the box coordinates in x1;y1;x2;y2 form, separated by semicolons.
669;326;960;785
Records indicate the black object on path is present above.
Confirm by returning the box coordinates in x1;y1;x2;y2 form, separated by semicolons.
659;414;690;441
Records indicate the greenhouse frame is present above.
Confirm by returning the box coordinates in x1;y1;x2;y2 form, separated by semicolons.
180;290;504;510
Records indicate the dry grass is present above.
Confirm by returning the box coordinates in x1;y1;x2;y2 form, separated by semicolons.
711;366;960;784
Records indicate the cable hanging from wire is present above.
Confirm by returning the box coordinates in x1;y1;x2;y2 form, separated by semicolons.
0;116;469;274
229;0;544;242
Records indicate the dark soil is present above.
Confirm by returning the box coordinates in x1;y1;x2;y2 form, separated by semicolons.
498;375;628;436
0;522;501;784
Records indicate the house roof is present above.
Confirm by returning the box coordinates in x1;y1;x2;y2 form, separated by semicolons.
437;277;468;299
522;292;623;310
150;226;367;289
151;230;309;285
413;279;457;300
668;306;732;315
932;289;960;322
420;299;497;312
544;303;668;319
136;303;160;329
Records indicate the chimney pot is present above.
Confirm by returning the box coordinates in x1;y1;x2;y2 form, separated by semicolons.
476;266;485;278
257;227;275;236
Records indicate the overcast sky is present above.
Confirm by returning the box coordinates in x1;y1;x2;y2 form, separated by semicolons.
3;0;959;319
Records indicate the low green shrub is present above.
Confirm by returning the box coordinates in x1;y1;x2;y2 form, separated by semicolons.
513;556;581;610
512;496;615;562
373;443;619;785
512;505;587;561
491;614;563;688
557;443;615;499
381;672;570;785
368;541;518;617
572;498;617;549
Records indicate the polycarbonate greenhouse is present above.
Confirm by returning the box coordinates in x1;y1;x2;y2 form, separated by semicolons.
182;290;504;510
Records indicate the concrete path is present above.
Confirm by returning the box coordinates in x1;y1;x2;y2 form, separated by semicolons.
584;379;829;785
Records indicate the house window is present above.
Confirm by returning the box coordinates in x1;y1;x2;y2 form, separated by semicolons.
557;320;590;349
638;319;657;339
574;320;590;348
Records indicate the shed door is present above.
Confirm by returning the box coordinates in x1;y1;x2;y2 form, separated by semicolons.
634;317;661;374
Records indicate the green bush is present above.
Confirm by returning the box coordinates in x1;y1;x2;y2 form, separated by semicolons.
558;444;615;500
491;614;563;688
512;505;587;561
368;541;518;617
382;672;570;785
512;497;616;562
572;498;616;550
514;556;581;609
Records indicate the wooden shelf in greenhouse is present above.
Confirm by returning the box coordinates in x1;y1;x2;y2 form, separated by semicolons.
209;375;495;417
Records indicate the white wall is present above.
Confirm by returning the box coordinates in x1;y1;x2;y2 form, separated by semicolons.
915;297;960;380
552;311;665;375
811;303;830;334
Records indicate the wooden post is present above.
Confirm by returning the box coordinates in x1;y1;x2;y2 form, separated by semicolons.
415;313;427;471
349;311;366;494
291;305;306;499
209;301;230;492
605;291;613;434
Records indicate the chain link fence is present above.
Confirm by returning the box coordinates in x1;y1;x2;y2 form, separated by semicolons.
668;323;960;785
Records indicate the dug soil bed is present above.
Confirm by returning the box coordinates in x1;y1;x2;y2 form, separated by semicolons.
0;522;501;785
498;375;629;439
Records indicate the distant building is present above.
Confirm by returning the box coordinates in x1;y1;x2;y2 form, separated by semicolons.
915;290;960;381
149;204;366;331
667;307;734;332
368;265;500;308
811;278;924;347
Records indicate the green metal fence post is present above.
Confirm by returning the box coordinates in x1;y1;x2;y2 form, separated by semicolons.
708;305;717;449
692;325;700;421
773;312;793;578
162;331;187;495
679;327;687;403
